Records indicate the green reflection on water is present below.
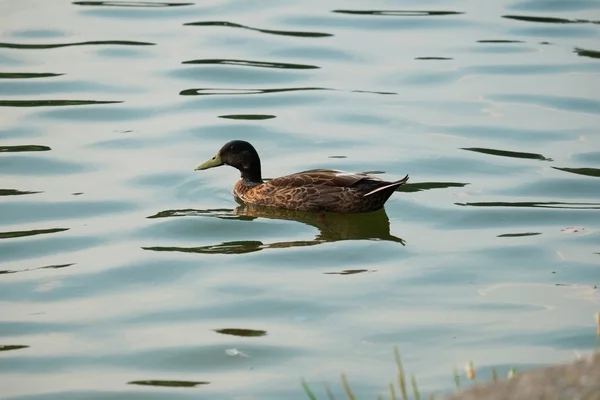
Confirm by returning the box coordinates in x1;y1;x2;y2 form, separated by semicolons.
143;206;405;255
214;328;267;337
184;21;333;38
128;380;209;387
0;228;68;240
461;147;551;161
553;167;600;178
0;40;155;49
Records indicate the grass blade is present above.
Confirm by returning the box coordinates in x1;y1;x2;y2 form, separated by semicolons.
301;378;317;400
411;374;421;400
325;383;336;400
340;373;356;400
389;382;397;400
394;347;408;400
453;366;461;391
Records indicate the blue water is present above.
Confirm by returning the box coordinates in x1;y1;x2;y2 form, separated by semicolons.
1;0;599;399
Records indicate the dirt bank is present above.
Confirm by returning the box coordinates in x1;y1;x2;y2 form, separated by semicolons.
444;352;600;400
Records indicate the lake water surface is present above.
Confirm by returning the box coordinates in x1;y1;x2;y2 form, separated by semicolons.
1;0;599;399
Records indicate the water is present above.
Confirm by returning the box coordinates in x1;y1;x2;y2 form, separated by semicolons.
1;0;599;398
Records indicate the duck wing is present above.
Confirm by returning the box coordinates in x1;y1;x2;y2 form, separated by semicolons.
247;169;408;212
266;169;383;189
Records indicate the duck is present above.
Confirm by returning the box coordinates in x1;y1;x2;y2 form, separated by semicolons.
194;140;409;213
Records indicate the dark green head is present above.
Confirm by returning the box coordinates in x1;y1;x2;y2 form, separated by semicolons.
194;140;263;183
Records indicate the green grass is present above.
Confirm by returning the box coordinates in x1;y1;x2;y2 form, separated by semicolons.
302;314;599;399
301;347;516;400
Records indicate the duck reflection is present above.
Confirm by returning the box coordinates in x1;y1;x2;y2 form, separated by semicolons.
143;205;405;255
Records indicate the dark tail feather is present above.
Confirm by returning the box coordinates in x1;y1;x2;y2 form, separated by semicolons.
364;175;409;197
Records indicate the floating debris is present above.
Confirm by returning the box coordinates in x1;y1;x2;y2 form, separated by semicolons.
226;348;249;357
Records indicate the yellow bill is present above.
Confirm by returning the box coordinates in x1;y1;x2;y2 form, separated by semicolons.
194;153;223;171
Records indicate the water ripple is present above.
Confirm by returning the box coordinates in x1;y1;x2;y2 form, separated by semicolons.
286;11;469;30
0;79;138;96
509;25;600;38
0;200;135;225
489;94;600;115
331;10;465;17
503;14;600;24
214;328;267;337
73;1;194;7
497;232;541;238
399;61;600;87
461;147;552;161
182;58;320;70
1;263;75;275
0;228;69;240
0;100;122;108
184;21;333;38
0;40;155;49
0;155;89;176
0;189;42;196
552;167;600;178
415;57;453;60
180;87;328;96
2;1;599;398
477;39;525;43
0;145;51;153
456;201;600;210
438;124;576;142
218;114;276;120
128;380;210;388
397;182;469;193
574;47;600;59
0;345;29;352
0;234;101;263
0;72;63;79
179;87;395;96
574;152;600;165
508;0;600;12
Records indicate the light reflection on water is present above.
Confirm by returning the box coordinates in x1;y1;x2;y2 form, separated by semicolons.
1;0;599;399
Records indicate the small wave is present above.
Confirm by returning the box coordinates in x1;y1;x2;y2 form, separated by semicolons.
503;14;600;24
414;57;453;60
219;114;276;120
477;39;526;43
73;1;194;7
0;228;69;240
179;87;395;96
184;21;333;38
0;72;63;79
0;145;51;153
0;40;155;49
456;201;600;210
182;58;319;70
128;380;209;387
0;345;30;352
0;189;43;196
489;93;600;115
461;147;552;161
574;47;600;59
398;182;469;193
179;87;329;96
552;167;600;178
332;10;465;17
0;100;122;107
497;232;542;238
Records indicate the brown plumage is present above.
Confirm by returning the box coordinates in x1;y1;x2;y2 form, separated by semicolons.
194;140;409;213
